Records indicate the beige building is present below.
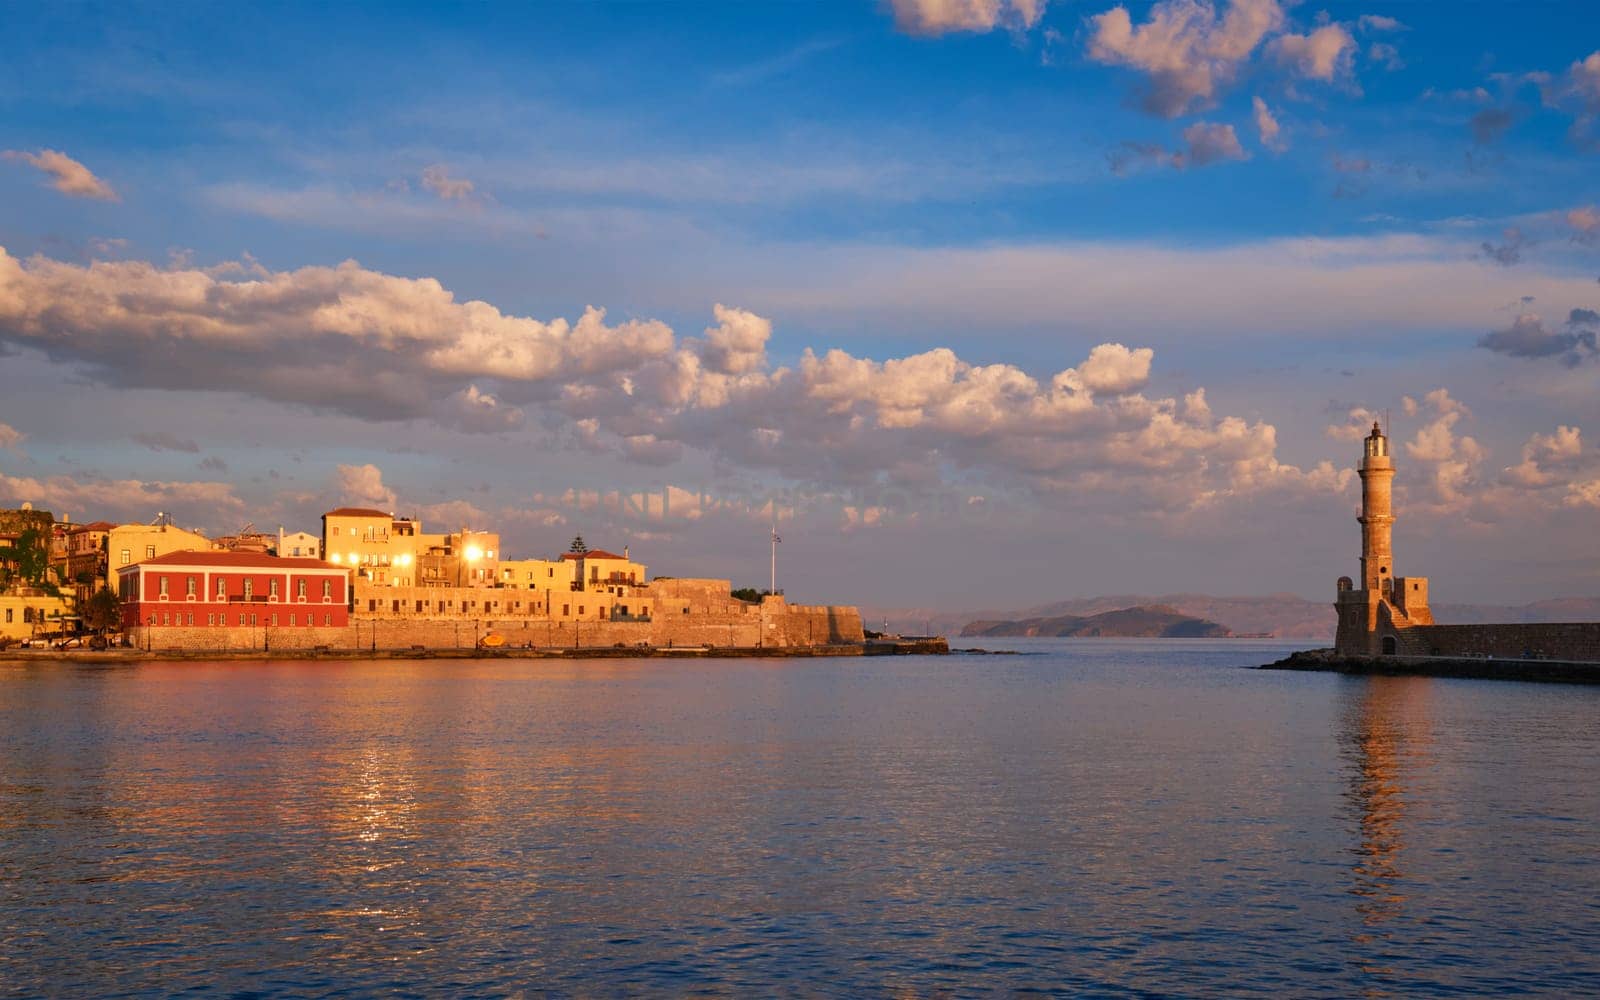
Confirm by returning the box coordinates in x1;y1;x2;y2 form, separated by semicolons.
51;519;114;587
106;523;213;590
320;508;442;587
277;530;322;559
0;589;74;643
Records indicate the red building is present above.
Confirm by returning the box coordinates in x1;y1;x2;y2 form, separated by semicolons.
117;551;349;630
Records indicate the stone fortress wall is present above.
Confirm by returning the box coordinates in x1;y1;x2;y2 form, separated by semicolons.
1401;623;1600;663
130;591;864;653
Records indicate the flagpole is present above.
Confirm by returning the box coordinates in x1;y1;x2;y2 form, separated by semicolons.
770;520;777;595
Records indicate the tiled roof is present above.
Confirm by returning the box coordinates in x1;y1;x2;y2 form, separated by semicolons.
126;550;340;570
562;549;625;560
323;507;391;518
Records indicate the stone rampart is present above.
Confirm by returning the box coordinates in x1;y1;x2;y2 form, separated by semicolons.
1407;623;1600;663
129;625;355;652
129;599;864;652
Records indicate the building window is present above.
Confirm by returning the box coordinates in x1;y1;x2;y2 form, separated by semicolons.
159;576;169;597
186;576;196;597
208;613;215;625
244;579;253;599
269;579;279;600
217;577;227;598
186;613;194;626
146;545;156;559
120;549;130;566
4;609;10;623
323;612;331;626
250;614;257;626
271;613;278;626
297;579;306;599
239;613;246;626
322;579;331;600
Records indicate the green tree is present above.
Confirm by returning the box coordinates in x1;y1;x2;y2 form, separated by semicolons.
568;535;589;554
82;588;122;635
0;526;49;587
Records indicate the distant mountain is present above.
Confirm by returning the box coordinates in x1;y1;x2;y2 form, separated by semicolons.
867;593;1600;641
961;604;1231;638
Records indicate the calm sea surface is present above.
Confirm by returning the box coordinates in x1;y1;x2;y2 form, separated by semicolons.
3;640;1598;997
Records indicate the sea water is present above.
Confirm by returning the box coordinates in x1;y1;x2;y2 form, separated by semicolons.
2;640;1597;996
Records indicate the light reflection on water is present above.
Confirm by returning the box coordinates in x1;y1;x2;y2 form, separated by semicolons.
2;641;1598;996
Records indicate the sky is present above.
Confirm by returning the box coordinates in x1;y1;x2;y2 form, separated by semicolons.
1;0;1598;610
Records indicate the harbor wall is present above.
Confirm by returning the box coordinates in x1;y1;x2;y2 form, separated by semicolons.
1407;623;1600;663
128;596;864;652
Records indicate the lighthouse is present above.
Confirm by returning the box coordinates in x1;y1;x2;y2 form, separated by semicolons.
1335;421;1431;655
1358;422;1395;594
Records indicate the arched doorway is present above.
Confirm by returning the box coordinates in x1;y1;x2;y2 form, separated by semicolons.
1381;635;1397;655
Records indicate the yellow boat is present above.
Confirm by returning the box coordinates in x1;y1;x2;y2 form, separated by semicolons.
478;632;506;648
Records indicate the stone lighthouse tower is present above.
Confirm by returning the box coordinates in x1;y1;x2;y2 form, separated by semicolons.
1335;421;1431;655
1358;422;1394;594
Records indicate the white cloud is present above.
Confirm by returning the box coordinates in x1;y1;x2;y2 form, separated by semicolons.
1085;0;1285;117
1356;14;1404;33
1178;121;1247;166
1;149;118;201
1532;50;1600;144
1569;204;1600;242
1108;121;1247;173
0;422;24;454
1401;389;1483;512
0;469;245;526
889;0;1046;36
420;164;476;201
1326;406;1380;442
700;303;770;375
5;242;1594;520
440;384;526;433
1503;425;1582;488
1076;343;1153;394
1268;23;1356;83
1252;96;1286;151
333;463;396;510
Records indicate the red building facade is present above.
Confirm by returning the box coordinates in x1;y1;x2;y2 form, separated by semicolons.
117;551;349;630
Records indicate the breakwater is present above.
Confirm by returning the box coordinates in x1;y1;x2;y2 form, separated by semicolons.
1262;647;1600;685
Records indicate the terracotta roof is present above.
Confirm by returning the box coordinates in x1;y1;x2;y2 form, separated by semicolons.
124;550;341;570
562;549;625;560
68;521;116;532
323;507;391;518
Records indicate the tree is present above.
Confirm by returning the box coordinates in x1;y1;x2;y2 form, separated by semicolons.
83;588;121;635
568;535;589;554
0;525;49;587
731;587;772;603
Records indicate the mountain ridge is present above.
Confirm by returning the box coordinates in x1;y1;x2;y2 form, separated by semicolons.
864;594;1600;641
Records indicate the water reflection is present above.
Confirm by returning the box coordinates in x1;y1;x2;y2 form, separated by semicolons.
1340;676;1434;992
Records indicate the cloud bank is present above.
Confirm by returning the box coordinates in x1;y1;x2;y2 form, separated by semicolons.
0;246;1348;515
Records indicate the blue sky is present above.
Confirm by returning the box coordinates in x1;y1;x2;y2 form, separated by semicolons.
1;1;1598;609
